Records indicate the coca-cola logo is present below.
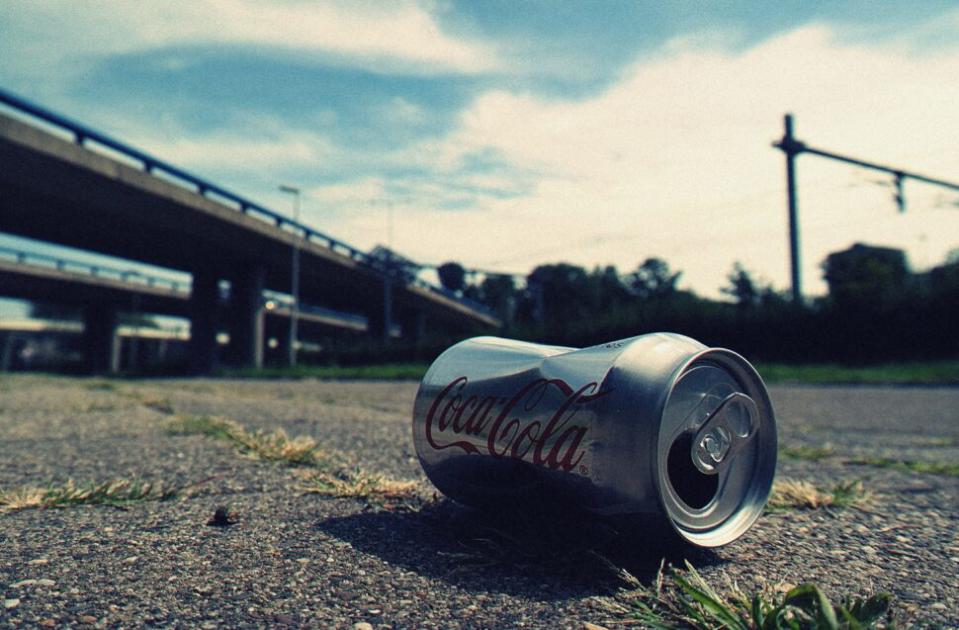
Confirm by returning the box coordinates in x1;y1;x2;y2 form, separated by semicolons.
424;376;608;473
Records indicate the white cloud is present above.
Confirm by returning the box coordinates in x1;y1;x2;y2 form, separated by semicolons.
1;0;499;76
110;110;343;172
139;134;327;171
308;177;388;208
382;97;429;126
325;22;959;297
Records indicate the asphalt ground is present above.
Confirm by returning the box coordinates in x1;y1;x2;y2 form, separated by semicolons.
0;376;957;628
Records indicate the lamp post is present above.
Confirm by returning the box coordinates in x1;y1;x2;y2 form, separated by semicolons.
279;184;301;366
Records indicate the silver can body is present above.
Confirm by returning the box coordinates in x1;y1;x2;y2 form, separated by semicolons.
411;333;777;548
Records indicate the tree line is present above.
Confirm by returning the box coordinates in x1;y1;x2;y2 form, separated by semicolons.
432;243;959;364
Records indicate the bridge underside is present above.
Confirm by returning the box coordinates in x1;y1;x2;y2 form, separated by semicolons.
0;111;499;372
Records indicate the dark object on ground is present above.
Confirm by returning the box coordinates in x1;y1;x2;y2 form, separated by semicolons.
207;505;238;527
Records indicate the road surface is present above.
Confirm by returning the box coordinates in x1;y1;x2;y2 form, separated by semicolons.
1;377;956;627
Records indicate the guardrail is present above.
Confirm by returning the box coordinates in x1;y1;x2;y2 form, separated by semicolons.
0;244;187;293
0;88;496;319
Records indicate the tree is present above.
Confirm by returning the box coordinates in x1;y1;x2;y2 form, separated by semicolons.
525;263;593;326
924;251;959;301
722;262;759;308
478;274;516;323
822;243;908;308
628;258;681;300
437;262;466;293
591;265;631;310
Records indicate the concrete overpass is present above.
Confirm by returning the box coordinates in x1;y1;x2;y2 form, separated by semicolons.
0;89;500;372
0;246;369;371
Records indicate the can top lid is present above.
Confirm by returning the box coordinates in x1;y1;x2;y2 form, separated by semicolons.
656;349;777;547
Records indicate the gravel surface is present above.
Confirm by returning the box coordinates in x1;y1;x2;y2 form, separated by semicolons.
1;376;957;628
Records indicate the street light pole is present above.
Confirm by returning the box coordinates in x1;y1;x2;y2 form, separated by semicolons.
279;184;301;366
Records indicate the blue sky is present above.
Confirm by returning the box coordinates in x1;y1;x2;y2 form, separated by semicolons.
2;0;958;309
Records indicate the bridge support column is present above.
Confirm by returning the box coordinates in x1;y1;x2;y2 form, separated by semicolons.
227;264;265;368
268;320;291;368
1;332;16;372
367;279;394;346
189;269;220;374
400;310;427;343
83;304;119;374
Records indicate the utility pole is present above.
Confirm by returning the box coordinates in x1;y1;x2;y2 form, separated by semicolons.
773;114;959;305
279;184;301;366
383;252;393;345
776;114;803;305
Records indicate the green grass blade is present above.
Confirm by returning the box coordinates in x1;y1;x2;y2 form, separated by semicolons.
837;606;865;630
847;593;891;624
673;575;748;630
751;594;766;628
783;583;839;630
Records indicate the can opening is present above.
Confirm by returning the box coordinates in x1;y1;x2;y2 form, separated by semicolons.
667;432;719;510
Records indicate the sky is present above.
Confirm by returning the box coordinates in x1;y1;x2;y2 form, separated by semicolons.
1;0;958;304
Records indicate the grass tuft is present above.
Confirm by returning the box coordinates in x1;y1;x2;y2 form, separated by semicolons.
614;560;893;629
168;414;419;509
782;445;836;461
0;478;180;512
167;414;239;440
139;396;175;415
849;457;959;478
166;415;324;466
82;381;118;391
298;469;418;505
767;479;871;511
72;402;120;413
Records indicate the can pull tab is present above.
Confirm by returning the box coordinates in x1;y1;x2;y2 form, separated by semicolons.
691;392;759;475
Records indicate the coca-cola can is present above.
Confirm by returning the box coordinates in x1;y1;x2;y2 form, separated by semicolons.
412;333;777;548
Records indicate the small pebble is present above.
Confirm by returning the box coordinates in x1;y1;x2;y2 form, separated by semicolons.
352;623;374;630
4;598;20;609
11;579;37;588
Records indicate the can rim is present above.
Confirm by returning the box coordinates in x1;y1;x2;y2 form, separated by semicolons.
655;347;777;547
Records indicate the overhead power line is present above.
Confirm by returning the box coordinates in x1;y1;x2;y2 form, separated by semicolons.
773;113;959;304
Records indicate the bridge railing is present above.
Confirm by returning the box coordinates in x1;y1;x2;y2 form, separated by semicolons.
0;244;187;293
0;89;497;319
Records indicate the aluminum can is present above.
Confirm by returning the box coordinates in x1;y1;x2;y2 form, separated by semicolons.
411;333;777;548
